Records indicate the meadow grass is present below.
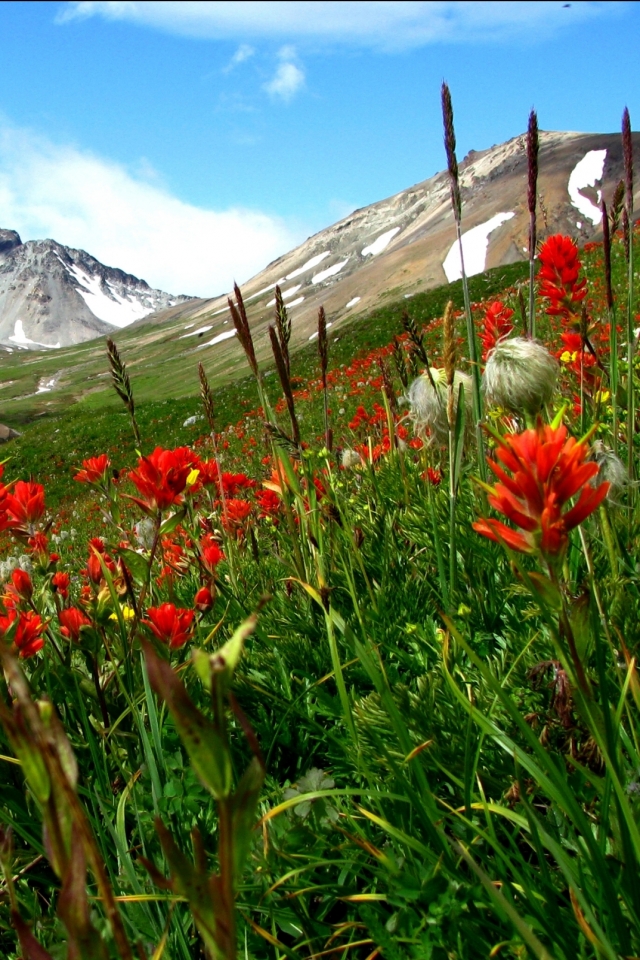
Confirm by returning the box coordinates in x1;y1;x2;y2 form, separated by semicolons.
0;216;639;960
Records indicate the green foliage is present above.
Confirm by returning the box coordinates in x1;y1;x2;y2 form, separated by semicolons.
1;233;639;960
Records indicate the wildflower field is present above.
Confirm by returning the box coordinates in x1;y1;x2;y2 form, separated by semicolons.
1;96;640;960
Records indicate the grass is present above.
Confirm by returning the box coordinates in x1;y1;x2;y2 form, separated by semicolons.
1;231;639;960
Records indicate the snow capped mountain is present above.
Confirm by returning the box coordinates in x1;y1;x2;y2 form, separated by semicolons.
0;231;193;351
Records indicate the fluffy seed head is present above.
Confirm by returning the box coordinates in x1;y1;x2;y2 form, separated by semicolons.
483;337;557;416
407;368;473;443
590;441;628;504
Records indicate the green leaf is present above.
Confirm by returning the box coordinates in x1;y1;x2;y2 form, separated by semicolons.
159;507;187;536
143;642;231;799
231;757;265;880
117;547;151;585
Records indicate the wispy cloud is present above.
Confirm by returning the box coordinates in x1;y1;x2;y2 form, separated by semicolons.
263;47;305;102
222;42;254;73
0;118;299;297
56;1;625;50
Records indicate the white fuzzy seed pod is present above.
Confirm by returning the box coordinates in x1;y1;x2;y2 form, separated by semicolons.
483;337;558;416
407;368;473;443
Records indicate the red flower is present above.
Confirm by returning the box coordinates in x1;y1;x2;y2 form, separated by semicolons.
538;235;587;322
194;586;214;612
223;499;252;531
255;488;282;520
74;454;111;484
51;572;70;599
473;421;610;562
128;447;196;512
9;610;46;658
221;472;255;497
143;603;195;649
59;607;91;642
11;569;33;600
3;481;45;529
480;301;515;359
200;534;224;574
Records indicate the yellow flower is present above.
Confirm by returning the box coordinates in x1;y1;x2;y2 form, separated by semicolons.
186;468;200;487
110;605;135;622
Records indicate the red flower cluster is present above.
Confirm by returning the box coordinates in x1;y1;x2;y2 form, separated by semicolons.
74;454;111;485
143;603;195;649
473;421;609;563
59;607;91;642
128;447;197;513
538;235;587;323
0;608;46;658
0;478;46;534
480;301;515;359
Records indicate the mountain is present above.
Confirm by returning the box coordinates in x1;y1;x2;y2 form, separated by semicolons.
181;130;637;344
0;230;193;350
1;129;638;401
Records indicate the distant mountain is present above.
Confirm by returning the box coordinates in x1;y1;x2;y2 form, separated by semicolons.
2;129;638;360
0;230;193;351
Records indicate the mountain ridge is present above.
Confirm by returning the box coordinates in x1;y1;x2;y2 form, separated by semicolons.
0;230;194;350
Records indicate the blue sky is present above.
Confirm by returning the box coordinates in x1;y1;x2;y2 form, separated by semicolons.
0;1;638;296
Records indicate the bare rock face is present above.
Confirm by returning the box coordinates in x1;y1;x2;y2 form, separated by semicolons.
0;230;21;255
0;423;20;442
0;235;194;351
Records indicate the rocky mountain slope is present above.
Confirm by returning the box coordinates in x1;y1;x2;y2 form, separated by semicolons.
0;230;192;350
169;130;637;350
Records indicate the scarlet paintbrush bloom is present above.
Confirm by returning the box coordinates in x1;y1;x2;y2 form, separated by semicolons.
480;301;515;360
11;568;33;601
473;421;610;563
143;603;195;649
221;472;255;497
13;610;46;658
59;607;91;642
200;534;224;574
51;572;70;599
194;585;214;612
223;499;252;528
74;454;111;484
3;481;45;528
538;235;587;322
255;488;282;520
128;447;197;512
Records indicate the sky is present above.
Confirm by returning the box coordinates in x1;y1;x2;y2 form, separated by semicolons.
0;0;638;297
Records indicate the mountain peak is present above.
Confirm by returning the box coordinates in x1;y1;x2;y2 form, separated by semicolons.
0;229;22;255
0;232;194;351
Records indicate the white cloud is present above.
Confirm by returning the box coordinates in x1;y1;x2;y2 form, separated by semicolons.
264;48;305;102
0;119;299;297
56;1;624;50
223;42;254;72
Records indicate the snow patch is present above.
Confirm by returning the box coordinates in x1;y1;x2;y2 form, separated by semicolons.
286;296;304;308
180;325;213;339
312;259;349;284
9;319;60;349
286;252;331;280
309;322;332;340
568;149;606;226
66;263;153;327
201;329;237;348
266;284;302;307
362;227;400;257
442;212;515;283
36;376;58;394
346;297;361;308
245;278;287;301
